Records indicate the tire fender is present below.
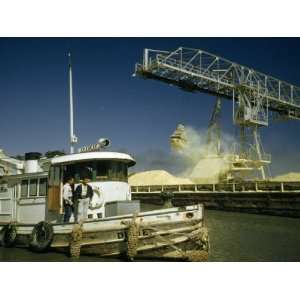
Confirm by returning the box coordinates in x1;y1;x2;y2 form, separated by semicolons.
0;224;17;247
30;221;54;252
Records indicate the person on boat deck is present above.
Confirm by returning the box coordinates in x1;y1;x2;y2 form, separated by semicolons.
74;176;93;223
63;177;75;223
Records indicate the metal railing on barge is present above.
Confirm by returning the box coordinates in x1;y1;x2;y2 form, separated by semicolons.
131;181;300;194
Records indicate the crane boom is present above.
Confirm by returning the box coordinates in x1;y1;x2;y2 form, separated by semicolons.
135;47;300;120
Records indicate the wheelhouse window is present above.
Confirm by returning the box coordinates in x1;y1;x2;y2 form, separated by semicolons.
63;160;128;183
39;178;47;196
29;179;38;196
95;161;128;182
21;180;28;197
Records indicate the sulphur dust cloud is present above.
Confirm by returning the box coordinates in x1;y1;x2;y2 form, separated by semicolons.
129;125;234;186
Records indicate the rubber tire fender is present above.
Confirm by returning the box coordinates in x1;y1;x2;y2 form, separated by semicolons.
0;224;17;247
30;221;54;252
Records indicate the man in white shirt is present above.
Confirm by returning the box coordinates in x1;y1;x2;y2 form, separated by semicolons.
63;177;75;223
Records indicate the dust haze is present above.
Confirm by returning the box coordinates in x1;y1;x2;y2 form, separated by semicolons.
131;125;236;184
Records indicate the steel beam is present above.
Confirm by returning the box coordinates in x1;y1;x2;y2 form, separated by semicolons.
135;47;300;120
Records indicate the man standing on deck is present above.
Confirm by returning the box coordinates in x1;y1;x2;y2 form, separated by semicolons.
63;177;75;223
74;176;93;223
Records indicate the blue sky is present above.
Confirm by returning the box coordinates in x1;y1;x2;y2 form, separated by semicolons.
0;38;300;175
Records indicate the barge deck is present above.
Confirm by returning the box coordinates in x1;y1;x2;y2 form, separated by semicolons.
131;181;300;217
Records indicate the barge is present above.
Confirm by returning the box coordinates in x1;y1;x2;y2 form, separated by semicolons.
131;182;300;217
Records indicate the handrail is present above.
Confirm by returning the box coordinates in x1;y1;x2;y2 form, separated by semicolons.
131;181;300;193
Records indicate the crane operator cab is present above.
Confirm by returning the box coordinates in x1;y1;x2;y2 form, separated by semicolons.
46;149;136;223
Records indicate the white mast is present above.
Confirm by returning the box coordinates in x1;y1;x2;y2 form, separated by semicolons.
68;52;78;154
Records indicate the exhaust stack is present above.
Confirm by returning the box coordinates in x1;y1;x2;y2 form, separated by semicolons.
24;152;42;173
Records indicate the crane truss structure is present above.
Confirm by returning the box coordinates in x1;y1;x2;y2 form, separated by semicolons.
135;47;300;119
207;96;221;156
134;47;300;180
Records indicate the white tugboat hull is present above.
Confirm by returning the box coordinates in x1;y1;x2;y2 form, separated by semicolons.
0;205;209;261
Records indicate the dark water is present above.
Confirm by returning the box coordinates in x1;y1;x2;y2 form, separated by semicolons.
206;210;300;262
1;210;300;262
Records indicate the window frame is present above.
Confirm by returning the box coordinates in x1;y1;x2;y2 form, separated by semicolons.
19;177;48;198
63;160;129;183
20;179;29;198
38;177;48;196
29;178;38;197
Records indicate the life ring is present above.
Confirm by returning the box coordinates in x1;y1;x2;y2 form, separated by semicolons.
0;224;17;247
89;187;104;210
30;221;54;252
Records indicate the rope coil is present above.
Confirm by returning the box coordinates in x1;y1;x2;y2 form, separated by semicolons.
70;223;83;258
125;214;139;261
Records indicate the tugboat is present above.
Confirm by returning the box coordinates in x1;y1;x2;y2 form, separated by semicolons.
0;143;209;261
0;53;209;261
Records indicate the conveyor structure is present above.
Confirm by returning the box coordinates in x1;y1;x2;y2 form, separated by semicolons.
135;47;300;179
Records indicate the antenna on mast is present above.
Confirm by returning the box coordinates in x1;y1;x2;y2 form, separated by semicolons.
68;52;78;154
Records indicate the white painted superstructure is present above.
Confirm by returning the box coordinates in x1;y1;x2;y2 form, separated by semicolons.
0;151;136;224
51;152;135;166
